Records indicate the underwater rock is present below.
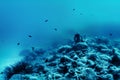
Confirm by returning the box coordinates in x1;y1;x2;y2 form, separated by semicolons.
95;44;108;52
34;48;46;56
3;61;33;80
3;35;120;80
94;37;110;45
108;65;116;73
72;61;78;68
57;64;69;74
72;54;79;60
57;45;72;53
33;64;44;73
87;53;98;61
111;55;120;66
47;62;57;66
9;74;23;80
65;69;75;78
48;73;62;80
112;73;120;80
99;54;111;62
59;55;73;64
86;60;95;68
45;55;58;63
9;74;39;80
23;74;39;80
72;42;88;53
54;74;62;79
81;68;97;80
98;74;114;80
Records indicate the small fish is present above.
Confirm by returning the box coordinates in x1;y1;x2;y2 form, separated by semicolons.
80;13;83;15
109;33;113;36
32;47;35;51
73;8;75;11
17;43;20;45
45;19;48;22
28;35;32;38
54;28;58;31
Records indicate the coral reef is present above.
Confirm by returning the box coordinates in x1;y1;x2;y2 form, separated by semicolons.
2;34;120;80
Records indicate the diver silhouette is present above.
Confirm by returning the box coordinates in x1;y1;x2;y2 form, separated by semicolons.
74;33;83;43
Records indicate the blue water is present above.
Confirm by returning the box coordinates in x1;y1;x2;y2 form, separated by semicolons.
0;0;120;71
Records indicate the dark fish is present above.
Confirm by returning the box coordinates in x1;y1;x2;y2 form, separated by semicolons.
109;33;113;36
74;33;83;43
45;19;48;22
73;8;75;11
17;43;20;45
54;28;57;31
28;35;32;38
80;13;83;15
32;47;35;51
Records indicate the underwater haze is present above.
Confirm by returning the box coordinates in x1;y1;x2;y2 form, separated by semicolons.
1;0;120;72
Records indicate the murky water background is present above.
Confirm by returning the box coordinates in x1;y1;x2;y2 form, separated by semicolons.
0;0;120;71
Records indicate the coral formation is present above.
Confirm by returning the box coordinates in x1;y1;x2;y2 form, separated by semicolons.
2;34;120;80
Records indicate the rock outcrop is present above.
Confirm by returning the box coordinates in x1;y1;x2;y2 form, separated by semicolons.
2;34;120;80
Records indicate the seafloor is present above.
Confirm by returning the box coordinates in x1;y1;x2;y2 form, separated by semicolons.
1;34;120;80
